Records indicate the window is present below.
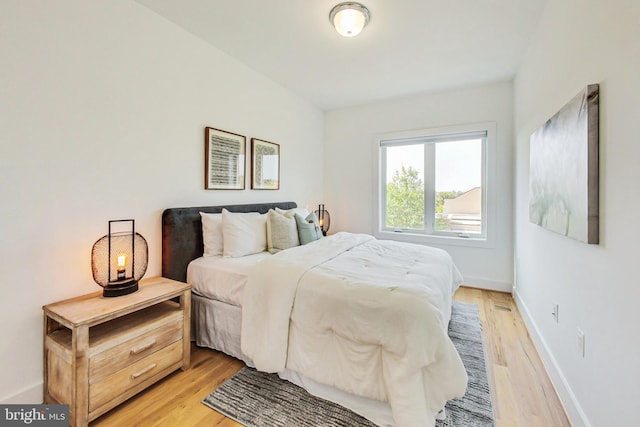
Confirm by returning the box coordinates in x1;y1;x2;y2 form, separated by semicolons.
375;123;494;246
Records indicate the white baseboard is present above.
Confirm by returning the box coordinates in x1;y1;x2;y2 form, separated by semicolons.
513;289;591;427
462;275;512;293
1;382;42;404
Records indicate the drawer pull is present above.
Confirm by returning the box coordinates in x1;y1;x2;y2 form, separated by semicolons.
131;363;157;380
130;340;156;355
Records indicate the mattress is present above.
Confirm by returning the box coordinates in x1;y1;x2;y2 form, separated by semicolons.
186;252;271;306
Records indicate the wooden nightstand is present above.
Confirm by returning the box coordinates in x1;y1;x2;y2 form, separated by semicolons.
43;277;191;427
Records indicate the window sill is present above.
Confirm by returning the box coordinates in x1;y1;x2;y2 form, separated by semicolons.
374;230;494;249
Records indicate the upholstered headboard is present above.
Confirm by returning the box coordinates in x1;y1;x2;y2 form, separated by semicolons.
161;201;297;283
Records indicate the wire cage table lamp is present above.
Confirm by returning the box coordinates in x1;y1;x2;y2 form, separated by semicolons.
91;219;148;297
314;204;331;236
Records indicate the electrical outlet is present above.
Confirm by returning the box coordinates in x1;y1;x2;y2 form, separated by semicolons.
551;302;559;323
577;329;585;358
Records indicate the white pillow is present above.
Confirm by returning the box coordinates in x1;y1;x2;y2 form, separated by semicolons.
200;212;223;257
222;209;267;258
266;209;300;254
275;206;310;218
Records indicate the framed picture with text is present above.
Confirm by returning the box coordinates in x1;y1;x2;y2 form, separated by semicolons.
205;127;246;190
251;138;280;190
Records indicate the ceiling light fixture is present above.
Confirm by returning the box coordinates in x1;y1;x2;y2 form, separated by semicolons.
329;2;370;37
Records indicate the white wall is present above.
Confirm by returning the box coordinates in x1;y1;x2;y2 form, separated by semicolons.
513;1;640;425
0;0;323;403
324;82;514;291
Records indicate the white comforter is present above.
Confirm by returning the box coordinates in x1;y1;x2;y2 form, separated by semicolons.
241;232;468;427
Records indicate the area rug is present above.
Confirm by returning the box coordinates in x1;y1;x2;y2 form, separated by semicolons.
202;301;494;426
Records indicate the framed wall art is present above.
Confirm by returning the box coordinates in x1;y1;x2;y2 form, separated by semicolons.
529;84;599;244
205;127;246;190
251;138;280;190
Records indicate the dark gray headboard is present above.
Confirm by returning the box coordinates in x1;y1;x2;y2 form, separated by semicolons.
162;201;297;283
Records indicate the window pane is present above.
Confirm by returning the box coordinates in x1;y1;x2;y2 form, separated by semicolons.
385;144;425;230
434;139;482;234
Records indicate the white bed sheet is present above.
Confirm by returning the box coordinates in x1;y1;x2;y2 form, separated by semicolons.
186;252;271;306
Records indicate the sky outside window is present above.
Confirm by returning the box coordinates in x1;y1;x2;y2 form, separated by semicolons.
435;139;481;192
386;139;481;192
386;144;424;182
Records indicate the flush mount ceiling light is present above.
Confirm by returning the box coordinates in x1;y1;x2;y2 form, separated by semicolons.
329;2;370;37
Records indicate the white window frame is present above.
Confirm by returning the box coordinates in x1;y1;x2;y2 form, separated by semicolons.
373;122;496;249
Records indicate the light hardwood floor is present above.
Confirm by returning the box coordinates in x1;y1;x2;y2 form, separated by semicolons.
454;287;570;427
92;287;571;426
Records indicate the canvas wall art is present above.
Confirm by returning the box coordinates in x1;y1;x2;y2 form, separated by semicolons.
529;84;599;244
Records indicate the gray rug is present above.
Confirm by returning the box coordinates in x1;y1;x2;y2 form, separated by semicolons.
203;301;494;426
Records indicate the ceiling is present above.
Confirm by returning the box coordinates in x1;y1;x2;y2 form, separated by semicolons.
135;0;548;110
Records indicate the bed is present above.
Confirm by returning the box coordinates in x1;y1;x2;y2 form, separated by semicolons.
162;202;467;427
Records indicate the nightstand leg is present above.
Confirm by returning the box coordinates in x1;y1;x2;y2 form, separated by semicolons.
72;326;89;427
42;315;49;404
181;290;191;370
43;315;61;404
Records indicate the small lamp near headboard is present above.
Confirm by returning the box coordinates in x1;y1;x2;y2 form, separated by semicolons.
91;219;148;297
315;204;331;236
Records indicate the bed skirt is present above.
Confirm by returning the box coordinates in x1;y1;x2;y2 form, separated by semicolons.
191;291;253;366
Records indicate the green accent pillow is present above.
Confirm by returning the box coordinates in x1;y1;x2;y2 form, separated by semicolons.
294;212;324;245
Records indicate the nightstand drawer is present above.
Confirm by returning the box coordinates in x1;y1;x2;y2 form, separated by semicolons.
90;315;183;381
89;340;183;412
